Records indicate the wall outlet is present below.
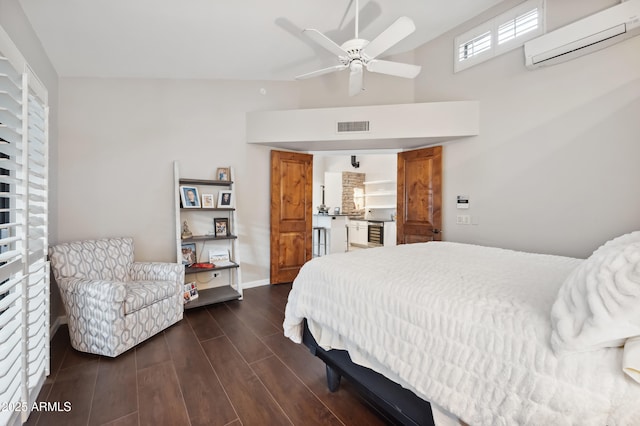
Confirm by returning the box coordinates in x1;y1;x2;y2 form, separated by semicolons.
456;215;471;225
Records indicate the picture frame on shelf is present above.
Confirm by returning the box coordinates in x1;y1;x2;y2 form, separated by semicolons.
218;190;233;208
181;242;196;265
209;249;234;267
201;193;215;208
216;167;230;181
214;217;229;237
180;186;200;208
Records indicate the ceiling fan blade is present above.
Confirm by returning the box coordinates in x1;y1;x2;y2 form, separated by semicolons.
366;59;421;78
349;63;364;96
360;16;416;60
303;29;348;57
295;64;348;80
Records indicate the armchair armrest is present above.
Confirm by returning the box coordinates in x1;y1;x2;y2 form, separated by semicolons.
129;262;184;284
57;277;127;303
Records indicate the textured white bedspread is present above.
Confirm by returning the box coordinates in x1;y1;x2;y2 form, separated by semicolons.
283;242;640;426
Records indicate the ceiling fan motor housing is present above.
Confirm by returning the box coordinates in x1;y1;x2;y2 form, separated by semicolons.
340;38;370;60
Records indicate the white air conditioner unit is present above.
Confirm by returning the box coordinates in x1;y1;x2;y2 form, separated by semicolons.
524;0;640;68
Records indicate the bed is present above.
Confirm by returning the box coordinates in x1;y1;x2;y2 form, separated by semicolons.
283;238;640;426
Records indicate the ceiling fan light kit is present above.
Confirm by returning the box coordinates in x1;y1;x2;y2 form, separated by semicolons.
295;0;422;96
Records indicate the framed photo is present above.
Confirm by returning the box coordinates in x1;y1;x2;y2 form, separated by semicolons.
217;190;233;208
183;282;198;304
209;249;234;267
201;193;215;208
214;217;229;237
181;242;196;265
180;186;200;208
216;167;230;181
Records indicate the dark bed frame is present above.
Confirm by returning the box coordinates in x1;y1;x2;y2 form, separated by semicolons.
302;320;436;426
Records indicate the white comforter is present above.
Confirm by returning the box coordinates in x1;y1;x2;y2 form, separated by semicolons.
283;242;640;426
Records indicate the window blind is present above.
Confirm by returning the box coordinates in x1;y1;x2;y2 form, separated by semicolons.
0;27;49;426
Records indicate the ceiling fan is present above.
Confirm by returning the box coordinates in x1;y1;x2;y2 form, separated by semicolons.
295;0;422;96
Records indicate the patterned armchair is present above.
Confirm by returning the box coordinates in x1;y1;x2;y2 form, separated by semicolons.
49;237;184;357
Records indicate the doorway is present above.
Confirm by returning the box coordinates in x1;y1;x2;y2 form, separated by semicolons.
270;147;442;282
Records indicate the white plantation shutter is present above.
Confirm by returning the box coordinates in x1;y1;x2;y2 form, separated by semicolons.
24;83;49;396
0;50;27;426
454;0;545;72
497;8;540;45
457;30;492;62
0;26;49;426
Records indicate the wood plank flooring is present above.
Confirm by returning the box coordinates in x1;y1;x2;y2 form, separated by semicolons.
27;284;389;426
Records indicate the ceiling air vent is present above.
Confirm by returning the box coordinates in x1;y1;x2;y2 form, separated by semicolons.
337;120;370;133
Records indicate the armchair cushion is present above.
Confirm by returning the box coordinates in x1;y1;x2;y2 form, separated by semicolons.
125;281;179;315
129;262;183;283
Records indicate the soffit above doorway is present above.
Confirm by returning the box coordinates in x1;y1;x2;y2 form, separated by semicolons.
246;101;479;151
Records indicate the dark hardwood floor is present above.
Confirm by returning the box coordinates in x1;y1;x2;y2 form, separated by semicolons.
27;284;389;426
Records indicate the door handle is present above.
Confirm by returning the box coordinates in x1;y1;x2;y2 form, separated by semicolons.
432;229;440;234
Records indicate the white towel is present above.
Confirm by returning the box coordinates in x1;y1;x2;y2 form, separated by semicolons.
623;336;640;383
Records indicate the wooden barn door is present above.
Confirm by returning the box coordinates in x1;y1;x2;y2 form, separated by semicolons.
270;150;313;284
396;146;442;244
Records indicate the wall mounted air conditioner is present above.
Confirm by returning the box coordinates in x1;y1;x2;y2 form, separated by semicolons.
524;0;640;68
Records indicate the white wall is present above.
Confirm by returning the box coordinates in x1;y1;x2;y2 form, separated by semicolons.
414;0;640;258
58;78;300;283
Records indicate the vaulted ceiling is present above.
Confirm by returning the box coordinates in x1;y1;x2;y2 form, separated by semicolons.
19;0;504;80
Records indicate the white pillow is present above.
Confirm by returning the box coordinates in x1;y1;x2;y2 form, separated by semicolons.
550;232;640;354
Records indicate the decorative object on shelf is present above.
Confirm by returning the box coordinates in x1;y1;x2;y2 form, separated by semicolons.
180;186;200;208
317;184;329;215
181;221;193;239
216;167;230;181
217;190;233;207
181;242;196;265
334;207;340;214
209;249;234;267
202;193;215;208
214;217;229;237
191;263;215;269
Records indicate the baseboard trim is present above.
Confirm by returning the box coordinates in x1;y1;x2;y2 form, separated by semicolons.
242;279;270;289
50;315;67;338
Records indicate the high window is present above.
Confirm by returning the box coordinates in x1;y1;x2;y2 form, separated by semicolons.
454;0;545;72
